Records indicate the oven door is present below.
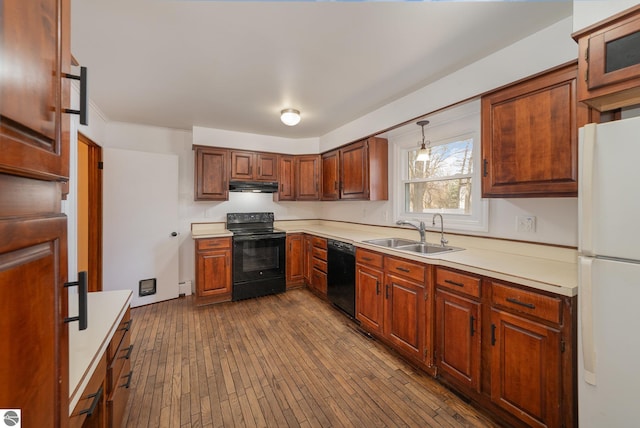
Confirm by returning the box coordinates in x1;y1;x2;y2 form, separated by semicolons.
232;234;286;284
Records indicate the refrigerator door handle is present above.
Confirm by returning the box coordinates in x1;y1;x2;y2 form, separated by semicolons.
580;123;596;256
580;257;597;385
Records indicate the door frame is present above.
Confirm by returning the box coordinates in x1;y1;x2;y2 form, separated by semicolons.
78;132;103;292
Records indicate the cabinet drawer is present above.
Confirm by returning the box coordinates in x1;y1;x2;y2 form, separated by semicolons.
385;257;425;283
311;236;327;249
108;309;132;362
312;246;327;261
491;282;562;325
356;248;383;269
108;358;132;428
435;268;481;299
197;237;232;251
312;257;327;273
69;353;107;428
108;330;133;395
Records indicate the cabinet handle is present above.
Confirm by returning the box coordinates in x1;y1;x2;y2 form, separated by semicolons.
121;370;134;389
362;257;373;261
491;324;496;346
396;267;410;273
444;279;464;288
120;319;133;332
376;280;380;295
63;66;88;125
483;159;488;177
79;385;103;416
385;284;390;299
470;315;475;337
506;297;535;309
64;271;88;331
120;344;134;360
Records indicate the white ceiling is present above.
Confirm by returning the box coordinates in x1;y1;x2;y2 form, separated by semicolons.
71;1;572;139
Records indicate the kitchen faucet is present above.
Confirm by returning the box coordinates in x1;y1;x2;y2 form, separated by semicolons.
432;214;448;247
395;220;427;243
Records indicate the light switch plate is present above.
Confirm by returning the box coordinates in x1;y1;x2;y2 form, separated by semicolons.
516;215;536;233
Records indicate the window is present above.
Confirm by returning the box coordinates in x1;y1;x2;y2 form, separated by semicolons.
394;99;487;232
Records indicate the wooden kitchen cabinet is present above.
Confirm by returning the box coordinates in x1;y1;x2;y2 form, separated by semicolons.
321;150;340;200
355;248;385;335
309;236;328;296
295;155;321;200
195;237;232;305
435;268;482;392
0;0;72;425
193;145;229;201
274;155;295;201
481;62;582;197
106;310;133;428
231;150;278;182
339;137;388;201
303;234;313;286
286;233;305;288
573;5;640;111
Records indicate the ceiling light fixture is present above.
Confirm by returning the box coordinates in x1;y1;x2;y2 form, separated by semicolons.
416;120;431;162
280;108;301;126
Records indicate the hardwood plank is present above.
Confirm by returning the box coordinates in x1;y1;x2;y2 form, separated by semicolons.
123;289;499;427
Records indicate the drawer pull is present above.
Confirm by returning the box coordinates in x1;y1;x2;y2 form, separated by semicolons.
396;267;410;273
376;281;380;295
385;284;390;299
362;257;373;261
470;315;476;337
121;370;133;389
444;279;465;288
64;271;88;331
79;385;103;417
506;297;536;309
491;324;496;346
121;344;134;360
120;319;133;332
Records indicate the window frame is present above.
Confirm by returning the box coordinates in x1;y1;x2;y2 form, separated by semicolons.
393;99;488;233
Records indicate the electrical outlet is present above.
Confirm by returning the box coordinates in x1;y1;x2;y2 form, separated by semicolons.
516;215;536;233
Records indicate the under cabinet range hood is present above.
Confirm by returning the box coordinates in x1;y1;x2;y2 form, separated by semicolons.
229;180;278;193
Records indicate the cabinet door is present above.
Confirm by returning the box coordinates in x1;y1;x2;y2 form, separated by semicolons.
384;273;424;361
435;289;481;392
311;268;327;295
194;146;229;201
356;264;384;335
276;155;295;201
295;155;320;200
303;235;312;285
321;150;339;200
230;150;254;180
196;249;231;297
1;0;70;180
0;215;68;428
256;153;278;181
286;234;304;288
490;309;562;428
481;63;579;197
340;140;369;200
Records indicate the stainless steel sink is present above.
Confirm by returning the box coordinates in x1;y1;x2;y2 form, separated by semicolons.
394;243;462;254
364;237;418;248
363;237;463;255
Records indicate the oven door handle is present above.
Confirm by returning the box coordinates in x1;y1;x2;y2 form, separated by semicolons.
233;234;286;242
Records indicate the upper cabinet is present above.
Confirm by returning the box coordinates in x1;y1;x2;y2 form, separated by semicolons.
295;155;321;200
573;5;640;112
321;150;340;201
193;145;229;201
481;62;591;198
230;150;278;182
274;155;295;201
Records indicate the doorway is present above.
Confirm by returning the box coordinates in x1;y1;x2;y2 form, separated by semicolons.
77;133;103;292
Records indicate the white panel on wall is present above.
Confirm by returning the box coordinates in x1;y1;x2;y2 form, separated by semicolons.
103;148;180;307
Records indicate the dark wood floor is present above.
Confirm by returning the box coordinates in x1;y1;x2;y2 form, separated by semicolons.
123;288;499;428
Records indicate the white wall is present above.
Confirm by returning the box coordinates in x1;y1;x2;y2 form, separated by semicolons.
573;0;638;33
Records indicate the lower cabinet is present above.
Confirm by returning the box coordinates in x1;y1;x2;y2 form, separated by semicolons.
195;237;232;305
286;233;305;288
356;248;428;364
309;236;328;296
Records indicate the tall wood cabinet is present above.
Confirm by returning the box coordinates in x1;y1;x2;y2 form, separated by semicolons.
481;62;587;198
1;0;72;426
295;155;321;200
193;146;229;201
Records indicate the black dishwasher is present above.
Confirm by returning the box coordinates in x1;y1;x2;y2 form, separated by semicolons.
327;239;356;318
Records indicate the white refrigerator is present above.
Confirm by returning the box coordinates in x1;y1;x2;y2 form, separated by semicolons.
578;115;640;427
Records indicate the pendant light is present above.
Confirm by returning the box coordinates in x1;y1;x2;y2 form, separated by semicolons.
416;120;430;161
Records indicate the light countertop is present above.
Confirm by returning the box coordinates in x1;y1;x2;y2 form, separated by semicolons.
192;220;578;297
68;289;132;414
